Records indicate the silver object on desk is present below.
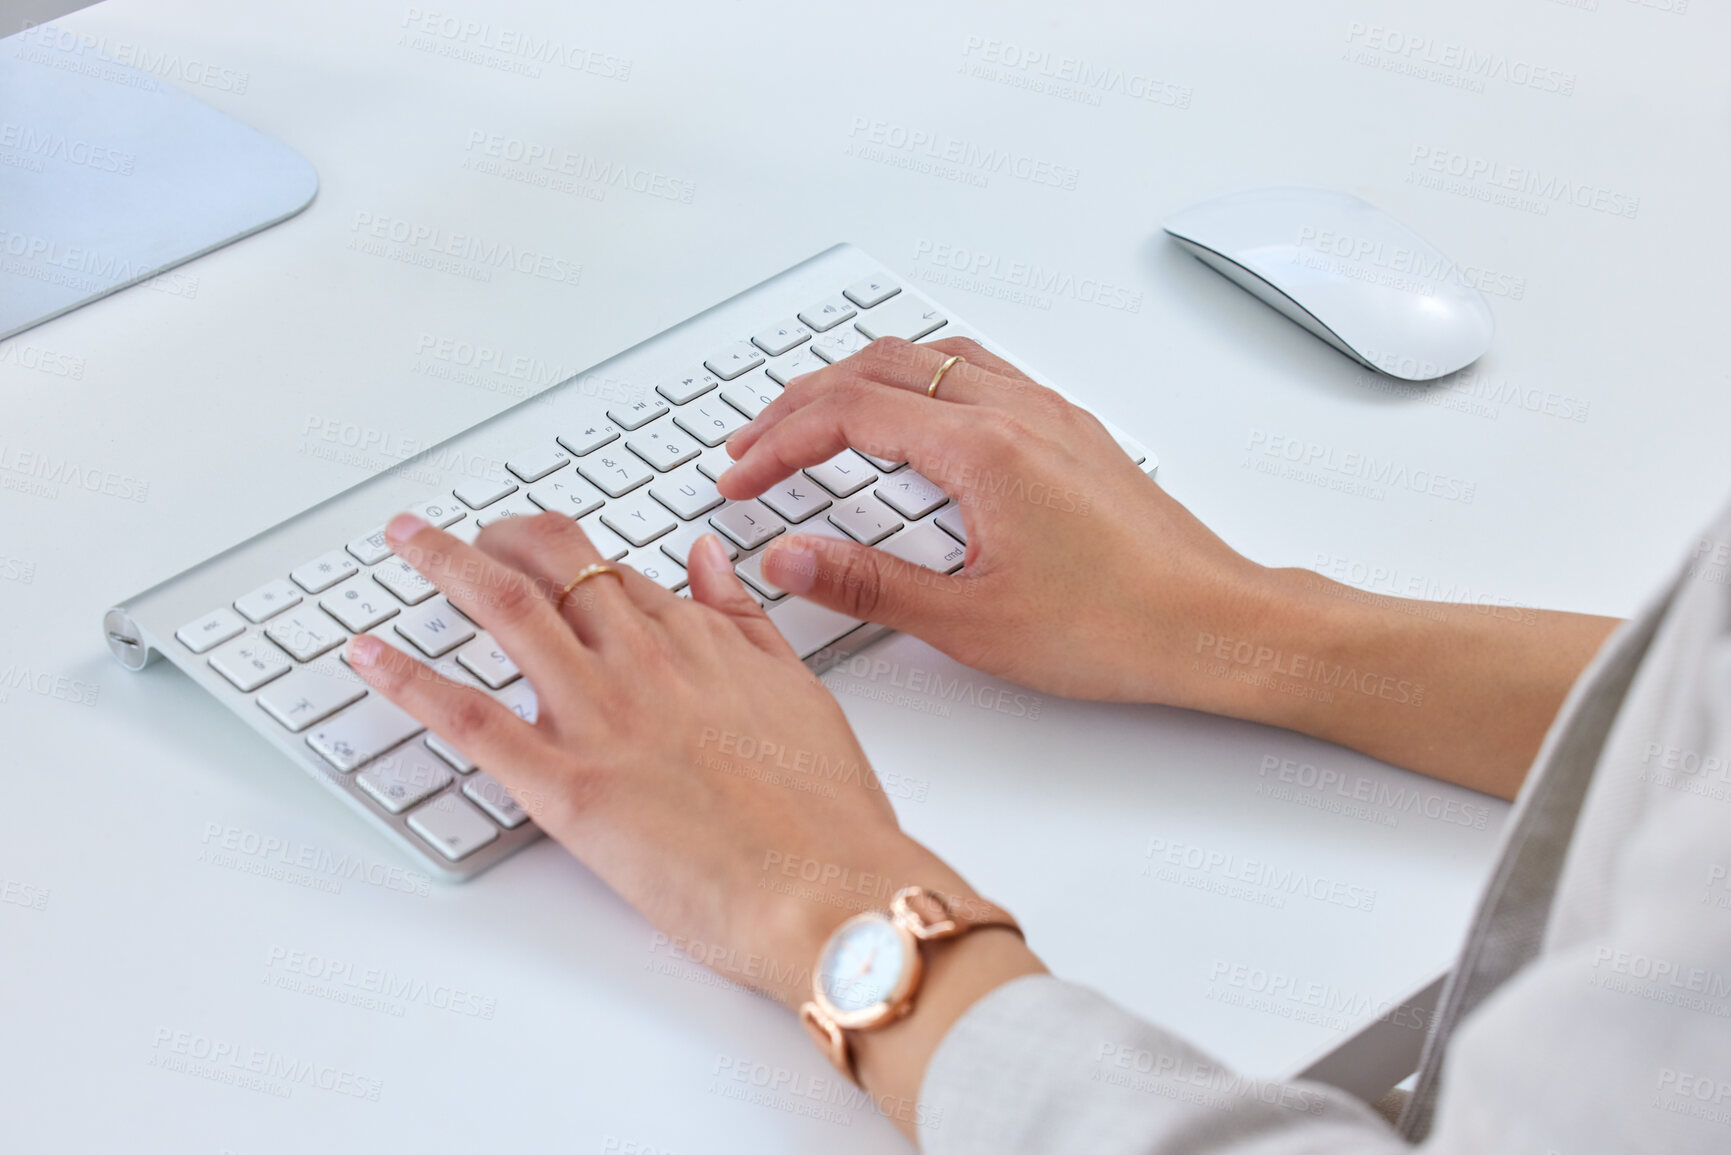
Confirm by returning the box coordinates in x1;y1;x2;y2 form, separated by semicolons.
0;21;317;341
104;244;1159;881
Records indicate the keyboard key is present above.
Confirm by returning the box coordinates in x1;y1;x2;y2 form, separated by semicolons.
766;348;825;386
306;695;425;772
607;397;669;431
874;469;948;519
674;399;749;447
357;743;452;813
476;493;542;527
812;326;868;363
806;450;878;497
878;522;966;574
623;546;687;591
854;294;947;342
798;295;857;332
347;526;393;566
721;374;782;419
658;371;720;405
257;662;367;732
264;607;347;662
207;633;293;692
696;445;736;483
176;608;246;653
579;450;653;497
576;514;631;561
935;504;967;543
710;500;785;551
528;473;606;519
557;422;619;456
858;450;907;473
767;597;862;659
660;522;738;568
752;320;812;357
406;496;467;529
760;476;832;523
650;463;724;520
464;772;531;828
844;276;900;309
455;633;520;690
425;733;476;774
507;446;570;483
829;497;903;545
290;550;359;594
626;421;701;472
703;342;766;381
408;794;499;861
319;575;401;632
496;680;538;724
453;478;518;510
395;598;477;658
735;552;788;600
374;557;438;605
602;490;678;547
234;578;303;624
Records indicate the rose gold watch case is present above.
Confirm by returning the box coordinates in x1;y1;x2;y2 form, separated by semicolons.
809;910;926;1031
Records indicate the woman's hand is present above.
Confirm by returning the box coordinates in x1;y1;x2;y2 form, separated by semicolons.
718;336;1266;704
345;510;975;1009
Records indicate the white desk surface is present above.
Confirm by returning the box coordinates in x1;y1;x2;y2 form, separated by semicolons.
3;0;1728;1150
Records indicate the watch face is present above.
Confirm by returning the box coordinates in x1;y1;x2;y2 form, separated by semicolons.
818;915;907;1014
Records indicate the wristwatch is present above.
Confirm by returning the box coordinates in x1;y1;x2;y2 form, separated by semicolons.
798;885;1021;1084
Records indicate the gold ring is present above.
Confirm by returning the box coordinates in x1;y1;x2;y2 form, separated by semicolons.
927;354;965;399
554;563;624;611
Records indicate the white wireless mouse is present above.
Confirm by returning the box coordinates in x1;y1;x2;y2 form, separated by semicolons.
1163;187;1494;381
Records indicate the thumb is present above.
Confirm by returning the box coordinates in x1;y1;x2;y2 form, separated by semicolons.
686;533;796;658
760;532;966;629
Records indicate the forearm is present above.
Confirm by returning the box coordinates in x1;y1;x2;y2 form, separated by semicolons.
1170;566;1620;799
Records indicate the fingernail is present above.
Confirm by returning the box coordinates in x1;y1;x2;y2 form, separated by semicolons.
348;634;385;668
386;512;428;544
763;536;817;595
697;533;733;576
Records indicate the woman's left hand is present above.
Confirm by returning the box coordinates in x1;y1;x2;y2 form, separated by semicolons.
345;510;970;1008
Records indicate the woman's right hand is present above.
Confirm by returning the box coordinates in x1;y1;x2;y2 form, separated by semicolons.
717;336;1268;704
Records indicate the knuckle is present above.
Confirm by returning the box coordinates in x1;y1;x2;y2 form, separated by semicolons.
829;548;885;620
443;691;501;745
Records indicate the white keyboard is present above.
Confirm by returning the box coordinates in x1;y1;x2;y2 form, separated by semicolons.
104;244;1157;880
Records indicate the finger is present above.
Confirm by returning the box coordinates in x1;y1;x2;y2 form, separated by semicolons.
685;533;797;658
384;512;590;691
718;387;986;500
345;633;569;821
759;531;971;634
474;511;667;645
921;336;1033;384
727;338;1007;461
